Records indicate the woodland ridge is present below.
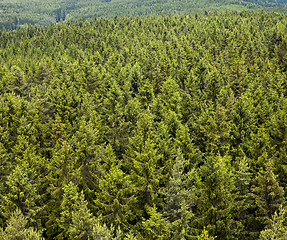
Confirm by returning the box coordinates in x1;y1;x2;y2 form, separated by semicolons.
1;0;287;30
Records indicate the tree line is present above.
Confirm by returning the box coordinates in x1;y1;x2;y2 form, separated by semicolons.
1;0;287;30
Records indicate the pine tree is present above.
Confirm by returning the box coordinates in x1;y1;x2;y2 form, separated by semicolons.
249;164;285;238
158;76;182;114
198;227;216;240
100;76;128;156
91;220;116;240
269;101;287;187
138;79;154;109
68;186;120;240
196;155;237;239
123;109;163;229
141;205;170;240
8;65;26;96
162;149;195;239
153;118;177;179
0;94;20;159
94;149;135;232
0;163;42;228
259;205;287;240
55;182;81;240
68;191;96;240
174;124;199;166
125;136;163;221
0;208;43;240
233;156;254;239
71;116;100;210
45;161;78;239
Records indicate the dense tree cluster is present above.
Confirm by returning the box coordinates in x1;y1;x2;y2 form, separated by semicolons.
0;10;287;239
1;0;287;30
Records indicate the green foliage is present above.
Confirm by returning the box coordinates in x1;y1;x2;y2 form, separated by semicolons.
162;149;195;239
196;155;237;239
233;157;254;238
94;145;136;231
68;189;114;240
125;136;163;218
0;163;42;228
249;164;285;238
198;227;216;240
90;221;115;240
1;11;287;239
1;0;287;30
141;206;169;240
259;206;287;240
0;208;43;240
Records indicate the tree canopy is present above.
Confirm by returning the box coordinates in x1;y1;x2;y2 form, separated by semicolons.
0;10;287;239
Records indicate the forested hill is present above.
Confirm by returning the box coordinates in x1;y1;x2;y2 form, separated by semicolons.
1;0;287;30
1;10;287;239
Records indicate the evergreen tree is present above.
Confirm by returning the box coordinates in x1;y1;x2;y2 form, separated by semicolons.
55;182;81;239
196;155;237;239
2;11;287;240
71;116;100;210
68;190;97;240
8;66;27;96
125;136;163;224
259;205;287;240
0;208;43;240
162;149;195;239
0;163;42;228
141;205;169;240
233;156;254;239
249;164;285;238
95;162;135;232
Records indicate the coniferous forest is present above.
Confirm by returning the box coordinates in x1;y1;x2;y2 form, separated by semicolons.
1;0;287;30
1;9;287;240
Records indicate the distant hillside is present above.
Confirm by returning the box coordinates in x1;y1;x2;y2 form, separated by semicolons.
0;0;287;30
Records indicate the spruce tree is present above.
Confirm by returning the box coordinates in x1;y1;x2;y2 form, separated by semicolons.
141;205;170;240
126;137;163;221
196;155;237;239
0;208;43;240
95;160;135;231
249;164;285;238
0;163;42;228
162;149;194;239
233;156;254;239
68;191;96;240
259;205;287;240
